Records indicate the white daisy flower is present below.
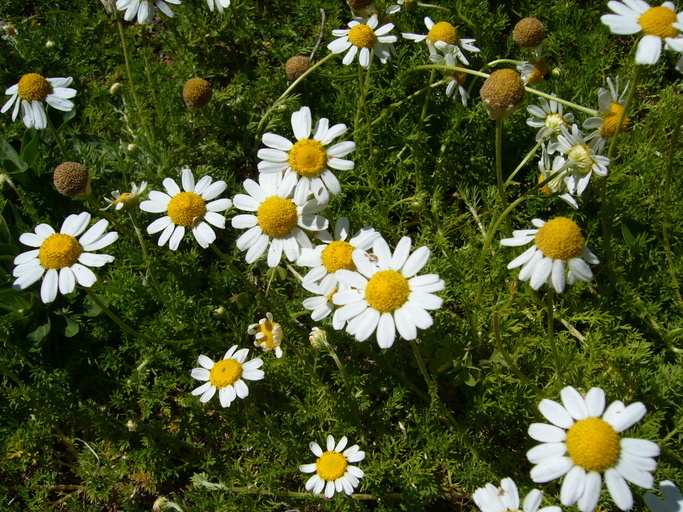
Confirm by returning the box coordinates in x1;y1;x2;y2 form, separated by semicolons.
537;145;578;209
526;96;575;143
12;212;118;304
257;106;356;204
302;281;349;330
2;74;76;130
206;0;229;14
190;345;264;408
231;172;328;268
583;76;630;146
527;386;660;512
500;217;599;293
549;124;610;196
140;169;231;250
601;1;683;66
248;312;283;358
299;435;365;498
473;477;561;512
517;58;548;84
645;481;683;512
403;16;480;63
333;236;445;349
102;181;147;211
443;52;470;106
328;16;397;68
116;0;181;23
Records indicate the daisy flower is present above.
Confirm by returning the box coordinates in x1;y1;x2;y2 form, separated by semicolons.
257;106;356;204
303;281;349;330
328;16;397;68
583;76;630;145
518;58;548;84
500;217;599;293
248;312;283;358
231;172;328;267
537;145;578;209
473;477;560;512
190;345;264;408
527;386;660;512
601;1;683;66
2;74;76;130
526;96;575;143
333;236;445;349
140;168;231;250
403;16;480;63
116;0;181;23
645;481;683;512
13;212;118;304
102;181;147;211
206;0;229;14
300;435;365;498
443;52;470;106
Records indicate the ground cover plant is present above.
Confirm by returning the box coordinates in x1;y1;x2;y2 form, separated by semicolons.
0;0;682;510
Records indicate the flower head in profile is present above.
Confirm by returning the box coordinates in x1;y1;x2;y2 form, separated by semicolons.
443;52;470;106
501;217;598;292
583;77;630;146
518;58;548;84
248;312;283;358
206;0;229;14
333;236;445;349
231;172;328;268
479;68;526;120
103;182;147;211
257;106;356;204
601;1;683;67
300;435;365;498
328;16;397;68
537;145;578;209
645;481;683;512
13;212;118;303
527;96;575;143
190;345;264;408
403;16;480;64
474;477;560;512
527;386;660;512
116;0;181;23
140;169;231;250
2;74;76;130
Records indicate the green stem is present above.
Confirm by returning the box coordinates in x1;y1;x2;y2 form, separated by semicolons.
412;64;489;80
368;79;446;131
546;287;562;378
495;118;512;236
322;336;363;433
524;86;598;116
505;139;544;186
414;68;436;195
85;288;163;343
46;115;67;158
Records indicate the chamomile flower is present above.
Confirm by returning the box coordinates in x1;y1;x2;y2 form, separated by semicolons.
583;76;630;145
257;106;356;204
328;16;397;68
231;172;328;268
473;477;560;512
527;96;575;142
537;145;578;209
13;212;118;304
443;52;470;106
140;169;231;250
2;74;76;130
601;1;683;66
248;312;283;358
116;0;181;23
500;217;599;293
206;0;229;14
190;345;264;408
645;481;683;512
333;236;445;349
518;58;548;84
300;435;365;498
102;181;147;211
527;386;660;512
303;281;349;330
403;16;480;63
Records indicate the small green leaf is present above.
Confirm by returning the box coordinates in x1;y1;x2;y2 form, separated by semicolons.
0;135;27;173
64;317;80;337
19;128;41;167
27;322;51;342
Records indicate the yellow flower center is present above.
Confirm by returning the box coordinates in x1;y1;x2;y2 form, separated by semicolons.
316;451;348;482
639;5;679;39
208;358;243;389
538;174;553;195
544;113;567;134
256;321;280;349
451;69;467;85
167;191;206;227
527;59;547;84
39;233;83;270
18;73;53;102
600;103;629;138
114;192;133;205
257;196;298;238
365;270;410;313
321;241;356;273
567;144;593;174
534;217;585;260
565;417;621;472
348;23;377;48
288;139;327;177
427;21;457;45
326;286;338;302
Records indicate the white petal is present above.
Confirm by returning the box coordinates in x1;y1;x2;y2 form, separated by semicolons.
605;468;634;511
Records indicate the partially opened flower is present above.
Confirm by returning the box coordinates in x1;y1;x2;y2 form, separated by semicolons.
190;345;264;408
328;16;397;68
537;145;578;209
300;435;365;498
116;0;181;23
13;212;118;303
518;58;548;84
527;386;660;512
403;16;480;63
583;76;630;147
257;106;356;204
500;217;598;292
103;181;147;211
2;74;76;130
443;52;470;106
527;96;574;143
333;236;445;349
248;312;283;358
601;1;683;66
474;477;560;512
644;481;683;512
140;168;231;250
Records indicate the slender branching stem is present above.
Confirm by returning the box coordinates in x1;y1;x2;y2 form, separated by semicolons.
495;117;512;236
85;288;163;343
46;116;67;158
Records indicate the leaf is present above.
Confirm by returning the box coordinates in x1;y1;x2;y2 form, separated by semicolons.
0;135;27;173
27;321;51;342
64;317;80;337
19;128;41;167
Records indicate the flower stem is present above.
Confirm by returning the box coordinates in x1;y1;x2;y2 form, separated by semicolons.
546;287;562;378
524;86;598;116
504;139;543;186
46;115;68;158
85;288;163;343
414;68;436;194
495;117;512;236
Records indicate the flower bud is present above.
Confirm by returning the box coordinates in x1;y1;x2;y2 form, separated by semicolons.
109;82;122;96
182;78;213;109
